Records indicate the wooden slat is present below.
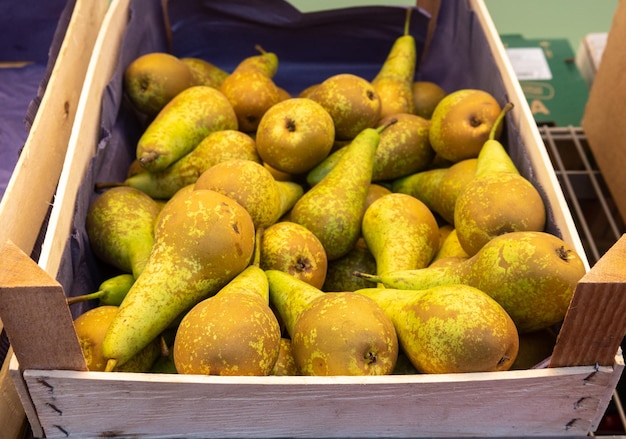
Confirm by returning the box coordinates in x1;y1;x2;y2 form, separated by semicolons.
550;234;626;368
0;241;86;372
21;361;623;438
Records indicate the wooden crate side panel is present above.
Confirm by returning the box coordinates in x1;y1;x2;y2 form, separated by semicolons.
22;362;622;439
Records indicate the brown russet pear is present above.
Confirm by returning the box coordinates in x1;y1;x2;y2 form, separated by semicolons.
355;231;586;333
97;130;259;200
365;184;392;210
181;57;229;88
362;193;439;275
429;88;502;162
173;260;281;376
391;158;477;225
290;124;386;260
371;8;416;118
67;273;135;307
412;81;447;119
219;45;281;132
136;85;238;173
86;186;161;278
356;285;519;373
454;103;546;256
308;73;381;140
102;189;255;370
260;221;328;289
266;270;398;376
372;113;433;181
74;306;160;372
194;159;303;229
124;52;195;117
255;97;335;175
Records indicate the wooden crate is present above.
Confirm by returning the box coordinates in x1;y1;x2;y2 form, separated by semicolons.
1;0;625;437
0;1;112;438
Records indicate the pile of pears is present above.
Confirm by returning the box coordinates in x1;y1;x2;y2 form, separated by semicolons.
74;8;587;378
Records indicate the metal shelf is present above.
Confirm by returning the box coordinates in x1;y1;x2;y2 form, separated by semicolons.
540;125;626;436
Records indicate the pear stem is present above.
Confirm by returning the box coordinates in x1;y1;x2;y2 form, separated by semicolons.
254;44;267;55
104;359;117;372
489;102;514;141
67;290;104;306
404;7;412;36
352;271;381;283
377;118;398;134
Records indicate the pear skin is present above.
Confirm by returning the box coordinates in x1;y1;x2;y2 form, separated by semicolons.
454;103;546;256
219;46;281;133
362;193;439;275
266;270;398;376
102;189;255;369
194;159;303;229
137;86;238;173
290;126;382;260
181;57;229;88
430;228;469;265
412;81;447;119
356;231;587;333
371;8;416;118
323;237;377;292
124;52;195;117
270;338;298;376
391;158;477;225
173;266;281;376
86;186;161;278
373;113;433;181
97;130;260;200
357;285;519;373
308;73;381;140
74;306;160;372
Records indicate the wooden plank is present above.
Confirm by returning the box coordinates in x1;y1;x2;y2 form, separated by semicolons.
0;350;28;439
22;359;622;438
0;241;86;372
550;234;626;368
38;0;133;277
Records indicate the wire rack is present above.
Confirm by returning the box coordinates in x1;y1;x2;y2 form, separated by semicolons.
540;125;626;436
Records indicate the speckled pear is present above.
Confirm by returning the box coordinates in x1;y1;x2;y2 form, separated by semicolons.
356;285;519;373
355;231;587;333
102;189;255;370
136;85;238;173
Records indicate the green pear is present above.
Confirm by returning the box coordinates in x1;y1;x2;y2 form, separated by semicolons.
429;88;502;162
362;193;439;275
372;113;433;181
219;46;281;133
255;97;335;175
194;159;303;229
322;237;377;292
74;306;160;372
412;81;447;119
454;103;546;256
86;186;161;278
308;73;381;140
290;125;386;260
305;145;347;187
102;189;255;370
96;130;259;200
67;273;135;306
357;285;519;373
266;270;398;376
124;52;195;117
371;8;416;118
259;221;328;289
355;231;587;333
430;228;469;266
391;158;477;225
136;85;238;173
181;57;229;88
173;264;281;376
